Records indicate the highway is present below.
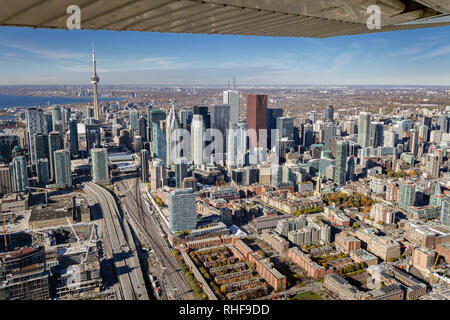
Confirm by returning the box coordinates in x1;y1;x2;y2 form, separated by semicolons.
115;177;197;300
84;182;149;300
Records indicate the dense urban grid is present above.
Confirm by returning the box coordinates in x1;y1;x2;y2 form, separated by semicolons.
1;47;450;301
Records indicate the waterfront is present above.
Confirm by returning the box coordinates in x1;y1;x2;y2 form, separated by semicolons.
0;94;126;109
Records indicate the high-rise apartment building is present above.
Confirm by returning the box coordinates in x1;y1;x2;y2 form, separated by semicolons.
91;148;109;185
33;133;49;165
9;156;28;193
69;119;79;158
323;105;334;122
36;158;50;186
191;114;204;166
399;181;415;208
166;107;181;169
334;140;348;186
358;112;371;148
54;149;72;189
168;188;196;234
0;165;12;195
27;108;46;165
425;153;440;179
48;131;63;181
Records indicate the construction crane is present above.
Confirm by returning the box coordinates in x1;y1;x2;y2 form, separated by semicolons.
65;217;80;244
81;224;97;264
2;214;7;251
430;253;441;285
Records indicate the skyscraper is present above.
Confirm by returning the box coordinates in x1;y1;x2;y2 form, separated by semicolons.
151;159;166;190
227;122;247;167
85;125;101;153
146;105;153;140
138;116;147;141
223;90;240;126
441;197;450;228
9;156;28;193
166;106;181;168
266;108;283;147
53;121;64;135
152;122;167;165
51;106;62;131
33;133;49;165
27;108;46;165
69;119;79;158
167;188;196;234
384;130;396;148
322;123;336;150
0;135;19;163
358;112;371;148
54;149;72;189
409;129;419;157
302;123;314;148
193;106;210;129
36;158;49;187
211;104;231;153
191;114;204;166
425;153;440;179
323;105;334;122
334;140;348;186
179;108;193;129
370;122;384;148
44;113;53;135
129;109;139;134
91;43;100;121
174;162;187;188
91;148;109;184
246;94;267;148
140;149;150;183
48;131;63;181
276;117;294;140
0;165;12;195
399;181;415;208
134;135;143;153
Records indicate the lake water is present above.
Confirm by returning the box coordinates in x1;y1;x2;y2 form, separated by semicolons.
0;94;126;109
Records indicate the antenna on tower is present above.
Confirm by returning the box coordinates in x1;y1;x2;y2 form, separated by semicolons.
228;79;230;89
233;75;236;89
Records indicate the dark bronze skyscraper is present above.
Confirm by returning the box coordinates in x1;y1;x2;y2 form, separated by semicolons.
246;94;267;148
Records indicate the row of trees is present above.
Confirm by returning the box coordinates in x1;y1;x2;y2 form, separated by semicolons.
337;262;366;276
323;192;374;212
293;206;324;216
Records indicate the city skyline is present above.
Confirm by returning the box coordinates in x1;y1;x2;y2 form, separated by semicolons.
0;26;450;86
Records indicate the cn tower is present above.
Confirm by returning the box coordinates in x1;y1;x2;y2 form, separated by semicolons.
91;42;100;121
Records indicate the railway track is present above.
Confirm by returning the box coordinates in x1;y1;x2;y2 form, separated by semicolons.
115;178;197;300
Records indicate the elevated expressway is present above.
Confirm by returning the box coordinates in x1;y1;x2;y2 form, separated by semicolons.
84;182;149;300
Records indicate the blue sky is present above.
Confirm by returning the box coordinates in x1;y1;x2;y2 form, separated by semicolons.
0;26;449;86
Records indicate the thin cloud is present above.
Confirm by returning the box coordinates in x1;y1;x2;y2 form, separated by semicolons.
411;44;450;60
384;47;422;57
135;57;189;70
0;39;87;60
327;51;360;73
